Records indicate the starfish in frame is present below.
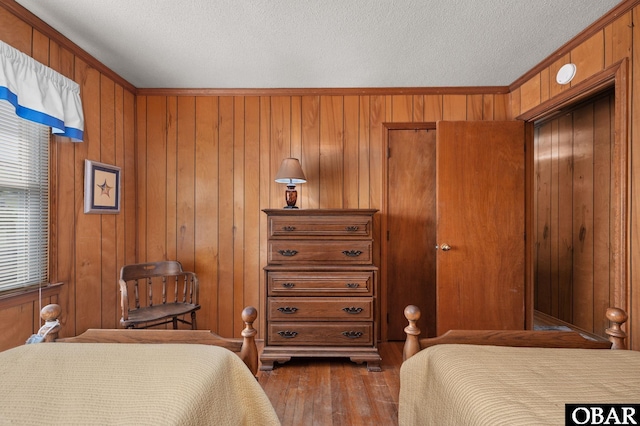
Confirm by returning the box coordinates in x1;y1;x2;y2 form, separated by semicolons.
97;179;112;198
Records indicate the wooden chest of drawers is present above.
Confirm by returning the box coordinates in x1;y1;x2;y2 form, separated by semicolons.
260;209;381;371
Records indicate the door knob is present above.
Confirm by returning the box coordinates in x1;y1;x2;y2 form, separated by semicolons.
440;243;451;251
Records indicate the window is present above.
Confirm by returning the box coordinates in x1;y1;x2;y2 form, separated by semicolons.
0;100;50;294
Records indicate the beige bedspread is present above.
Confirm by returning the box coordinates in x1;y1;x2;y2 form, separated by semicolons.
0;343;280;425
399;344;640;426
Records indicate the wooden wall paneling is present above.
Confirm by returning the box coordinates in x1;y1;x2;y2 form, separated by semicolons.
493;94;510;121
51;43;76;337
165;96;178;262
177;96;196;272
391;95;412;122
369;95;385;337
319;96;344;208
270;97;291;209
114;85;127;325
571;32;605;86
510;87;521;119
290;96;303;206
99;75;117;329
604;11;632;67
412;95;425;122
0;7;31;54
145;96;168;263
557;114;574;322
629;4;640;350
233;95;246;335
258;96;272;337
548;120;560;317
520;75;541;114
0;8;137;345
423;95;443;122
136;97;148;263
358;96;371;208
482;94;495;121
466;94;483;120
343;95;360;208
301;96;320;209
534;124;552;313
217;96;235;337
593;95;613;334
384;96;392;123
123;89;136;268
194;96;219;332
31;30;48;64
571;104;595;330
74;58;102;333
442;94;467;120
243;96;262;331
539;68;551;105
0;305;31;351
369;95;385;211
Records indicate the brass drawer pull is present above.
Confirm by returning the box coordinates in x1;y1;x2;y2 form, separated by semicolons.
345;226;359;232
342;331;363;339
342;307;363;314
278;249;298;257
277;307;299;314
282;282;295;288
282;226;296;231
342;250;363;257
346;283;359;288
277;330;298;339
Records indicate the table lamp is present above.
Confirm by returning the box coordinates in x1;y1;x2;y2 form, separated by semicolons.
274;158;306;208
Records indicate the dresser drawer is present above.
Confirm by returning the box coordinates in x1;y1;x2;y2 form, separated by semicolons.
267;270;374;296
268;240;372;264
269;297;373;321
268;322;373;346
268;215;372;239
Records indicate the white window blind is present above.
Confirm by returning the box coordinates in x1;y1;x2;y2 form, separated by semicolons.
0;99;49;294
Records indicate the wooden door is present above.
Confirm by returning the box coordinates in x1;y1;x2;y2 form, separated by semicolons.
436;121;525;334
387;128;437;340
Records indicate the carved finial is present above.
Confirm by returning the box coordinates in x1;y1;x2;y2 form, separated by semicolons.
605;307;628;350
41;304;61;322
242;306;258;326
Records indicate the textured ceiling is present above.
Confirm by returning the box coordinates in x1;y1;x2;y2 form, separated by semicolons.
15;0;621;89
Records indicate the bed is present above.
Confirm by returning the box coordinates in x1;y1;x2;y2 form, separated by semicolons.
399;305;640;426
0;304;280;426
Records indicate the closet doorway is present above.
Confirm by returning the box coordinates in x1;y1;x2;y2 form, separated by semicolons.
533;90;617;336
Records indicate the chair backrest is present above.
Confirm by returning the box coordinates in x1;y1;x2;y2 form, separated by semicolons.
119;261;198;314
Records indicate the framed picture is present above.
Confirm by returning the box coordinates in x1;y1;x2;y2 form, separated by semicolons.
84;159;121;214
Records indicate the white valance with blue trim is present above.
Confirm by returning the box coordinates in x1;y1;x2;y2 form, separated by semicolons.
0;40;84;141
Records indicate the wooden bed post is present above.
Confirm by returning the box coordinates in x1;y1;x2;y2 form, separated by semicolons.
240;306;258;376
403;305;422;361
39;304;62;342
605;307;628;350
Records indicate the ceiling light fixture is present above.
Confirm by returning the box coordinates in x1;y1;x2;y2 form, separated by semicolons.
556;63;577;85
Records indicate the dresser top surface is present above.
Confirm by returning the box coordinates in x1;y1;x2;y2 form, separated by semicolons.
263;208;378;216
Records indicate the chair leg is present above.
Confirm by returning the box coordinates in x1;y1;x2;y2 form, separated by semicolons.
191;312;197;330
172;317;178;329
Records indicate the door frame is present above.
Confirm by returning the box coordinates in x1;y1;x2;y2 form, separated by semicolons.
381;122;436;342
518;59;629;337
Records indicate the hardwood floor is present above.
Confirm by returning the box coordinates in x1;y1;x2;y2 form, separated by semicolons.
257;342;403;426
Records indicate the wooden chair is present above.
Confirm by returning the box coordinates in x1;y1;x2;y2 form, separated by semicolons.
119;261;200;329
